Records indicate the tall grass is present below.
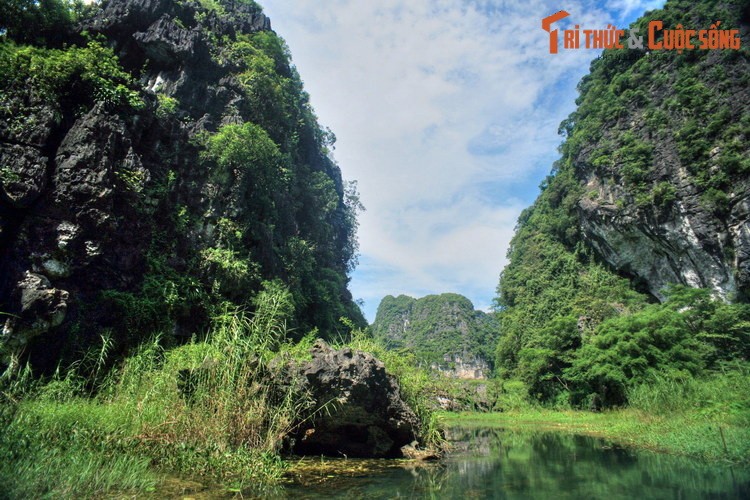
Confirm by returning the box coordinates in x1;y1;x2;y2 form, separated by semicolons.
0;371;157;498
103;282;315;483
0;282;450;498
627;363;750;424
624;363;750;461
0;282;315;497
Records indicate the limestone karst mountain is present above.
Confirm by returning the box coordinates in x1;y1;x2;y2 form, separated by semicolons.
0;0;365;372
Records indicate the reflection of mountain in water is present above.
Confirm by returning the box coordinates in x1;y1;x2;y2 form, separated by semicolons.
278;427;750;499
439;428;747;499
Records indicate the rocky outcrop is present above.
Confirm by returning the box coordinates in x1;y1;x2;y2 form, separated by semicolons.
1;81;185;369
431;353;490;380
567;6;750;302
1;272;68;368
578;143;750;302
0;0;364;373
287;340;420;458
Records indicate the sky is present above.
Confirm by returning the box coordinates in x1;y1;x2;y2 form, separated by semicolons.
260;0;665;322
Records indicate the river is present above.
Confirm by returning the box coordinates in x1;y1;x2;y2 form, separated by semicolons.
159;427;750;498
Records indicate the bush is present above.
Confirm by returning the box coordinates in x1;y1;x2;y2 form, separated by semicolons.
0;281;309;496
566;287;750;408
0;38;143;110
0;0;93;46
566;304;708;407
155;93;178;118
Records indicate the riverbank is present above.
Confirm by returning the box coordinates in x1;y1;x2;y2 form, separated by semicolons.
0;316;443;499
439;408;750;464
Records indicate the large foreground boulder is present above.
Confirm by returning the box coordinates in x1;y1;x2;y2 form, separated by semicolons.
287;340;420;458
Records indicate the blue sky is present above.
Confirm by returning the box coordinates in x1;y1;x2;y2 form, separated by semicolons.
261;0;665;322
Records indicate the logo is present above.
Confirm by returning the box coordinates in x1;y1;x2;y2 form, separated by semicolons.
542;11;741;54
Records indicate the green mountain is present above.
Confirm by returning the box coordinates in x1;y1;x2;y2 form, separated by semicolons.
0;0;365;373
495;0;750;406
372;293;499;369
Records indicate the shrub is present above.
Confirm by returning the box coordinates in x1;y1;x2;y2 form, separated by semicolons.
0;39;143;110
155;94;178;118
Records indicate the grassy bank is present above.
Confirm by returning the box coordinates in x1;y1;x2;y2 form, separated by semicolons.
440;409;749;463
439;367;750;464
0;287;442;498
0;290;297;498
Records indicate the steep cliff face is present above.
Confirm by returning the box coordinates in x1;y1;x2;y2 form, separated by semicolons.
0;0;364;372
569;0;750;301
372;293;499;368
494;0;750;399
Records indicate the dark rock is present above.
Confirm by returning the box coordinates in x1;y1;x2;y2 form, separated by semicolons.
1;272;68;362
0;144;49;209
87;0;173;37
133;16;203;65
289;340;420;458
569;25;750;302
0;0;365;375
578;185;741;301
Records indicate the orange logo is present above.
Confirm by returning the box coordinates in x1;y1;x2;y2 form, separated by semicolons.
541;10;570;54
542;12;741;54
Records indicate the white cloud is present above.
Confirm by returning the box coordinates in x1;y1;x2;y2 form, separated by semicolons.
261;0;664;321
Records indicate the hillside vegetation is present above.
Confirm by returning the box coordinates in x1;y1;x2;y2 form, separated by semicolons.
0;0;365;377
494;0;750;410
372;293;499;368
0;0;387;496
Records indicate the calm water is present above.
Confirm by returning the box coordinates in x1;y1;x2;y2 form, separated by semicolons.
159;427;750;499
276;428;750;499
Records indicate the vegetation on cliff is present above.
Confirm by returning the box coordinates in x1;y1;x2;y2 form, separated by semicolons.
0;0;365;377
0;1;424;497
372;293;499;368
494;0;750;411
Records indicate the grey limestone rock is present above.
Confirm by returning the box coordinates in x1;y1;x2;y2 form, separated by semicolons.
288;340;420;458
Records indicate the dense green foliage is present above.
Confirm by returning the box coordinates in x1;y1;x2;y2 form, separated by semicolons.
3;0;749;495
494;0;750;407
0;283;442;497
0;2;375;491
567;287;750;406
0;38;144;126
158;13;365;338
0;0;94;46
0;0;365;375
372;293;499;367
560;0;750;202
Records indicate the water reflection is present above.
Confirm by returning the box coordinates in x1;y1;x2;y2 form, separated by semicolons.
276;427;750;499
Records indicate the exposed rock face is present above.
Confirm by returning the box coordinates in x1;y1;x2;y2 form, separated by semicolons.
567;9;750;302
578;147;750;302
0;100;149;368
289;340;420;458
431;353;489;380
0;0;364;372
1;272;68;366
